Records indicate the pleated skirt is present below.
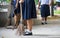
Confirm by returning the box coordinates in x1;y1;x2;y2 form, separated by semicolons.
40;4;50;17
22;0;37;20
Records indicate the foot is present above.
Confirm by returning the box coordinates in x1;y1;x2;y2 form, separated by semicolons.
45;22;47;24
24;31;32;35
41;22;44;25
45;21;47;24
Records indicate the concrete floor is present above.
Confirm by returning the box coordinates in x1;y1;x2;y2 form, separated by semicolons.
0;19;60;38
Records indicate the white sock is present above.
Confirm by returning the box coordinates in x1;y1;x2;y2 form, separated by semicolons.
24;29;27;32
45;21;47;23
42;21;45;23
26;29;32;33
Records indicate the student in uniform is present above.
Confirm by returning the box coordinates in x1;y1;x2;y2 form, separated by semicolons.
20;0;37;35
38;0;52;25
14;0;21;28
15;0;27;29
8;0;16;25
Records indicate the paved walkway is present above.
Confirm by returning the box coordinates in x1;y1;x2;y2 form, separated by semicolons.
0;18;60;38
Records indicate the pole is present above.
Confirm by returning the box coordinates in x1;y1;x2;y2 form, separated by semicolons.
51;0;54;16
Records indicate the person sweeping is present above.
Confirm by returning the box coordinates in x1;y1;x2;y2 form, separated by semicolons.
17;0;37;35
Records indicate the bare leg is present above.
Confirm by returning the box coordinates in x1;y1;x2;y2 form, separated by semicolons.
41;17;45;24
45;17;47;24
23;20;27;29
27;19;33;31
14;14;21;28
24;19;33;35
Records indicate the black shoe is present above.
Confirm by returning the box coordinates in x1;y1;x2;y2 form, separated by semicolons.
45;22;47;24
24;32;32;35
41;22;44;25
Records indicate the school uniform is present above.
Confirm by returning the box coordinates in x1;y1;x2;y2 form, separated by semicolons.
9;0;19;18
22;0;37;20
40;0;50;17
9;0;16;18
14;0;20;14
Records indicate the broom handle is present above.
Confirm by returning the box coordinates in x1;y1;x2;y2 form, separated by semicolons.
20;3;25;34
20;3;23;24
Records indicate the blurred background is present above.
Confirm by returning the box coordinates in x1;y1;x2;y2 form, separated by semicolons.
0;0;60;26
0;0;10;27
0;0;60;38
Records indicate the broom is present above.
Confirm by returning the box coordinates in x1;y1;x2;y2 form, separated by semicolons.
16;0;24;35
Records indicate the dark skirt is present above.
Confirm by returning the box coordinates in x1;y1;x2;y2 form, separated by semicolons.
40;4;50;17
22;0;37;20
14;3;20;14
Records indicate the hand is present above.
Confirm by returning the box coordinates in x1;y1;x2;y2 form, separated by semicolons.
19;0;24;3
49;3;52;6
38;5;40;9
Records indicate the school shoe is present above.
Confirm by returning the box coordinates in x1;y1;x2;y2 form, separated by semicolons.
45;22;47;24
24;31;32;35
41;22;44;25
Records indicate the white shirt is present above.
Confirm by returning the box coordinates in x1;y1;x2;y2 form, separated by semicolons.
39;0;51;5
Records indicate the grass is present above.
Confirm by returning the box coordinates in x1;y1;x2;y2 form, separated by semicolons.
54;10;60;14
35;0;38;5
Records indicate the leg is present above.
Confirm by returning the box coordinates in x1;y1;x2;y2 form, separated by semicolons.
17;14;21;26
45;16;47;24
14;13;21;28
41;17;45;25
27;19;33;31
24;19;33;35
23;20;27;29
14;15;17;28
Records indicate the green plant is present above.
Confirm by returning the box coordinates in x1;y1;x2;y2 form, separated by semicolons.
35;0;38;5
54;10;60;14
